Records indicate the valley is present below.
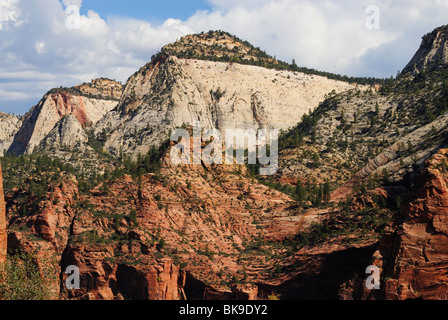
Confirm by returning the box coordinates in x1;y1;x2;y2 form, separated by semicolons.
1;27;448;300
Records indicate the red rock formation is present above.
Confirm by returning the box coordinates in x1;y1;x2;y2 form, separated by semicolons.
5;142;297;300
383;149;448;300
0;162;6;263
340;149;448;300
52;93;90;128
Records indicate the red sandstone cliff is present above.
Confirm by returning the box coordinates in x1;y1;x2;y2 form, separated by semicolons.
7;79;122;156
338;149;448;300
382;149;448;300
0;162;6;263
4;145;295;300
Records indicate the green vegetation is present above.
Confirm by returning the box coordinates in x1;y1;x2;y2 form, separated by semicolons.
47;79;120;102
114;140;171;179
279;94;339;150
0;251;57;300
1;153;76;196
293;202;393;248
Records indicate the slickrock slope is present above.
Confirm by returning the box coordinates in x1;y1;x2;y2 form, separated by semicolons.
37;115;88;151
0;112;22;156
279;25;448;200
95;33;357;157
8;79;122;156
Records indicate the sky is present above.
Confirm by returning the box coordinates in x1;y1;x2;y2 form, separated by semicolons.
1;0;448;115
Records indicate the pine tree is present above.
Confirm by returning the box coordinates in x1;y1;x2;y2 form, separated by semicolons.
323;182;331;204
295;181;306;205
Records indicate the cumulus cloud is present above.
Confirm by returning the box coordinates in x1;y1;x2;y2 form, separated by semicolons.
188;0;448;77
0;0;22;30
1;0;448;114
0;0;192;113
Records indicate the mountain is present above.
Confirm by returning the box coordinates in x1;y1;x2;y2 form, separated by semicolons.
2;27;448;300
7;78;123;156
0;161;5;264
402;25;448;75
0;112;21;157
278;25;448;194
93;31;359;158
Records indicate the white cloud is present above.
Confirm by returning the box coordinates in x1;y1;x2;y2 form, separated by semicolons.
0;0;21;30
62;0;82;8
1;0;448;114
187;0;448;76
34;41;46;54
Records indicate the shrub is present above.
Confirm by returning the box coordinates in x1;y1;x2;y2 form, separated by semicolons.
0;251;57;300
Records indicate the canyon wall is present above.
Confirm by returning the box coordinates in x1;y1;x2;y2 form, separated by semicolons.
0;162;6;263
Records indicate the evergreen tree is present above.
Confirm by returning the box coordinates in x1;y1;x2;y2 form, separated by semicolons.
323;182;331;204
295;181;306;204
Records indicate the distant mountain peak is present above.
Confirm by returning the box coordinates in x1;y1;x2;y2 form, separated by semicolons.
402;24;448;75
48;78;123;102
161;30;278;65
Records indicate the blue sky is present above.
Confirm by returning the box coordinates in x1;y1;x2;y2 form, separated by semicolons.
80;0;212;23
1;0;448;115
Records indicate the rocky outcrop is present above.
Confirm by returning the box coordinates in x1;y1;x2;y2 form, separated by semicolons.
382;149;448;300
403;25;448;74
0;162;6;263
8;79;122;156
0;112;22;156
4;140;298;300
95;37;357;157
74;78;123;101
338;149;448;300
36;115;89;152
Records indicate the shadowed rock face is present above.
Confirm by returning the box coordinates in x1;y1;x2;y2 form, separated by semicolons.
383;149;448;300
0;162;6;263
402;25;448;74
338;149;448;300
0;112;21;157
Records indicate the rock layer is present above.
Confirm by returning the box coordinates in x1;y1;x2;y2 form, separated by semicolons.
383;149;448;300
0;112;21;157
0;162;6;263
403;25;448;74
96;53;357;157
8;79;122;156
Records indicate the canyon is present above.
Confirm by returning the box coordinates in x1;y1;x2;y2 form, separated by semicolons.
1;27;448;300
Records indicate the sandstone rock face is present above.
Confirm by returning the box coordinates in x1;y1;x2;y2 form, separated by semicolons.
0;162;6;263
74;78;123;101
403;25;448;74
383;149;448;300
319;87;448;202
96;54;356;157
36;115;88;152
5;140;298;300
339;149;448;300
8;79;122;156
0;112;22;156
